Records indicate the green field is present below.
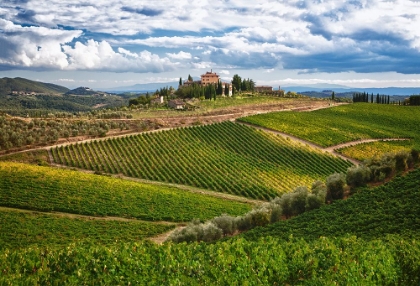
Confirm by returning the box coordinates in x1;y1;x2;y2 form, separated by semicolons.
239;103;420;148
0;210;173;250
0;162;251;222
51;121;352;200
1;234;418;284
244;167;420;241
2;168;420;284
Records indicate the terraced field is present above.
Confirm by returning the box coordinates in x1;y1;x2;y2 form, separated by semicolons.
51;121;352;200
239;103;420;149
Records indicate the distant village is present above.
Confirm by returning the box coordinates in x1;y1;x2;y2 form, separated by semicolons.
152;70;280;110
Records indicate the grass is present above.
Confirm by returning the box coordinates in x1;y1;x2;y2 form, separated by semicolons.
0;149;50;165
239;103;420;148
0;162;251;222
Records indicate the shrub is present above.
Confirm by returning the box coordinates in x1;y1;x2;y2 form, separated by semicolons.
394;151;409;172
277;193;294;218
346;165;371;188
211;214;236;236
290;186;308;216
201;222;223;242
326;173;346;201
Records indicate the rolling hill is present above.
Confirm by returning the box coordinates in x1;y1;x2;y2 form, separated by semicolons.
0;77;69;95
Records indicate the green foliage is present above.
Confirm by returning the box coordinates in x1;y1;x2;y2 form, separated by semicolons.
0;94;128;116
0;210;173;250
409;95;420;105
0;77;69;96
0;236;419;284
0;116;128;151
346;165;371;188
239;103;420;148
52;121;352;200
0;162;251;222
244;168;420;241
326;173;346;201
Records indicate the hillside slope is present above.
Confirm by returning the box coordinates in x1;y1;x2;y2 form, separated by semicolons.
243;168;420;241
0;77;69;95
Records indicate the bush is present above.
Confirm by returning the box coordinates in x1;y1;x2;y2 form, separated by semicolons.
326;173;346;201
346;165;371;188
201;222;223;242
277;193;294;218
211;214;236;236
394;151;409;172
290;186;308;216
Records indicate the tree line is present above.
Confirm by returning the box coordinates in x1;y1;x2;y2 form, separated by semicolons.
353;92;390;104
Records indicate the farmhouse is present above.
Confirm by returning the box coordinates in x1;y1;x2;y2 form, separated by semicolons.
201;70;220;86
181;70;233;96
168;99;186;110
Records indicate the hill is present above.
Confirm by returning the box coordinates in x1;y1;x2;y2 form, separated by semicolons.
65;86;109;96
1;169;419;283
243;167;420;241
0;77;69;95
51;121;352;200
239;103;420;150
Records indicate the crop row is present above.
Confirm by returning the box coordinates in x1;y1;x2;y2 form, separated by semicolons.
337;140;414;161
1;235;418;284
0;162;251;222
51;121;352;200
239;103;420;148
245;167;420;241
0;210;173;250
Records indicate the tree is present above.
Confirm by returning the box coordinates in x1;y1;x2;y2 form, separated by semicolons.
179;77;182;86
188;74;193;81
232;74;242;93
331;91;335;101
326;173;346;201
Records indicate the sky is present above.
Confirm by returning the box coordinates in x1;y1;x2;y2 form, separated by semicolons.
1;0;420;89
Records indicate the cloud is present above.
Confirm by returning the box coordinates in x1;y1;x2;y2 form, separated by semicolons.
1;1;420;74
0;20;177;72
166;51;192;60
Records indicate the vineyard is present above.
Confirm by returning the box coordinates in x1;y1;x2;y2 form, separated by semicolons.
51;121;352;200
0;162;251;222
337;140;414;161
0;210;173;250
1;235;418;284
239;103;420;148
244;167;420;241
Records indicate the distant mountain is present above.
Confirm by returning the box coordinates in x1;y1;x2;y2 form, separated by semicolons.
101;82;179;93
0;77;69;96
282;84;420;96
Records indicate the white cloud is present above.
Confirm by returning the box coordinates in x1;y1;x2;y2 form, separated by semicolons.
0;20;177;72
219;70;230;75
1;1;420;74
165;51;192;60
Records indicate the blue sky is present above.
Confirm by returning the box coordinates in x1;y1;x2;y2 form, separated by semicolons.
1;0;420;89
